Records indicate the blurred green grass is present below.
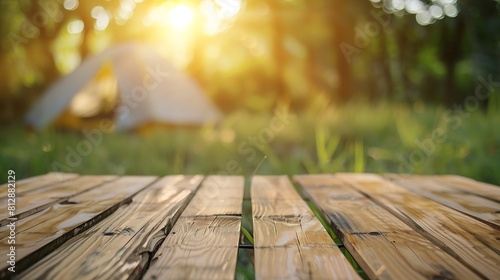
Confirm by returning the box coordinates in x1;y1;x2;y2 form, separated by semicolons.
1;103;499;184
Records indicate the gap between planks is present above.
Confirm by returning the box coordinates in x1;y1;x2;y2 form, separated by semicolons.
252;176;361;280
18;175;204;280
1;176;159;279
335;173;500;279
143;176;244;280
0;172;79;199
0;175;118;227
294;174;484;280
384;174;500;230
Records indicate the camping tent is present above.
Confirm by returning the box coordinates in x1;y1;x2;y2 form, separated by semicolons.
25;42;222;131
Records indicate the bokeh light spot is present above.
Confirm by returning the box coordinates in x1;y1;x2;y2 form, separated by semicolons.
443;4;458;18
67;19;84;34
63;0;79;11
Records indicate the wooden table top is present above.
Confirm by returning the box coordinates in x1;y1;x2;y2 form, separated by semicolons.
1;173;499;279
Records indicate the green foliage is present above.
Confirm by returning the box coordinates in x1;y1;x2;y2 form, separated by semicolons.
240;226;254;246
1;103;499;184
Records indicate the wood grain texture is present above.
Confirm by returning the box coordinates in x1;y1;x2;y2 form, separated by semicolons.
294;174;481;280
0;172;78;199
0;176;157;279
253;176;361;280
144;176;244;280
335;173;500;280
385;174;500;229
0;175;117;226
429;175;500;202
19;175;204;280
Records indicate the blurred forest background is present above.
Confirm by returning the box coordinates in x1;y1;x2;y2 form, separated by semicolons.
1;0;500;186
1;2;499;278
1;0;499;118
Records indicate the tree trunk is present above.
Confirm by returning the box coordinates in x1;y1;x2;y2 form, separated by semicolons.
187;26;206;86
379;30;394;100
268;0;288;107
441;15;465;105
328;5;353;103
396;24;412;102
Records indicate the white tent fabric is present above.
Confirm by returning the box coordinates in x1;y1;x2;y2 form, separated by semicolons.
26;42;222;131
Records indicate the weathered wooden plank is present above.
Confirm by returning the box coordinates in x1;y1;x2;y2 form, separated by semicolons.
0;176;157;279
385;174;500;229
253;176;361;280
335;173;500;280
429;175;500;202
148;216;241;279
19;175;204;280
294;174;481;280
144;176;244;280
0;172;79;199
0;175;117;226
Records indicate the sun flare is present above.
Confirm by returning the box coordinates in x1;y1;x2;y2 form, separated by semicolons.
168;4;194;30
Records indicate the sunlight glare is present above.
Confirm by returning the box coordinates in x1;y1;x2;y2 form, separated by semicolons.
204;16;221;35
199;0;242;35
168;4;194;30
215;0;241;18
200;0;215;15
